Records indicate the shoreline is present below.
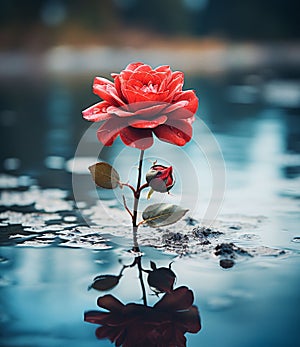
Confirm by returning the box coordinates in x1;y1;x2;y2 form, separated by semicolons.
0;42;300;78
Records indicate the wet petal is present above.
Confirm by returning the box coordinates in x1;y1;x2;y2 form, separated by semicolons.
164;100;189;114
155;65;171;73
123;88;151;104
167;109;194;121
97;118;124;146
165;75;184;101
113;75;127;103
82;101;112;122
93;77;125;106
129;115;167;128
134;64;153;73
154;120;192;146
107;106;133;118
119;127;154;150
155;65;172;86
127;101;167;116
174;90;199;114
125;62;144;71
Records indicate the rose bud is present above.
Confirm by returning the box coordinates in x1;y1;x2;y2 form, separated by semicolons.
146;165;175;194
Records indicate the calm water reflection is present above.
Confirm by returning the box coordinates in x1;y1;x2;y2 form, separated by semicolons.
0;74;300;346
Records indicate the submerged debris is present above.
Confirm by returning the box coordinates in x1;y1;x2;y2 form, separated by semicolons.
219;259;235;269
214;243;252;268
214;243;252;258
193;226;223;238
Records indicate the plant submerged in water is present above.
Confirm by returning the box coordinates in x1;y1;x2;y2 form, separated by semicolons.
82;62;198;252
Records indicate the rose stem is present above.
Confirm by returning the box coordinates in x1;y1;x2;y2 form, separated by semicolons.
136;256;148;306
132;149;145;252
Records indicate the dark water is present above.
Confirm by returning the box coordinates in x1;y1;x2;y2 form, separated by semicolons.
1;73;300;346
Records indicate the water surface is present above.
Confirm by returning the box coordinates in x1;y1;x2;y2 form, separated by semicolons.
1;74;300;346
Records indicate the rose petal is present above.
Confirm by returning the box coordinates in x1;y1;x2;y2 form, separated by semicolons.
127;71;157;85
154;120;192;146
123;88;152;104
165;75;184;100
126;79;144;90
155;66;172;90
171;71;184;80
125;62;144;71
165;98;196;120
129;115;167;128
119;127;154;150
186;115;195;124
107;106;133;118
97;294;125;312
174;90;199;114
128;71;161;88
155;65;171;73
113;75;127;103
82;101;112;122
130;102;167;116
97;118;124;146
164;100;189;114
107;102;166;117
134;64;153;73
167;108;194;121
93;77;125;106
94;76;114;87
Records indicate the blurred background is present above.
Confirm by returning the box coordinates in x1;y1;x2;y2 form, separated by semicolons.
1;0;300;185
0;0;300;186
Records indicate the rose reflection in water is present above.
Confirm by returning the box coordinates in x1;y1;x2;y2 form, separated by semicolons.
85;257;201;347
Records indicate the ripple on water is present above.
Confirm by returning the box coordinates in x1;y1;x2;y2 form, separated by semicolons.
0;256;9;264
206;296;234;311
0;276;15;287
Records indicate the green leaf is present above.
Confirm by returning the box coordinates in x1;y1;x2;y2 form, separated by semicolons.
142;203;189;227
88;162;120;189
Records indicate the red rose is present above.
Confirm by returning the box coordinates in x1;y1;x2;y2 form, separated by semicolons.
82;62;198;150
